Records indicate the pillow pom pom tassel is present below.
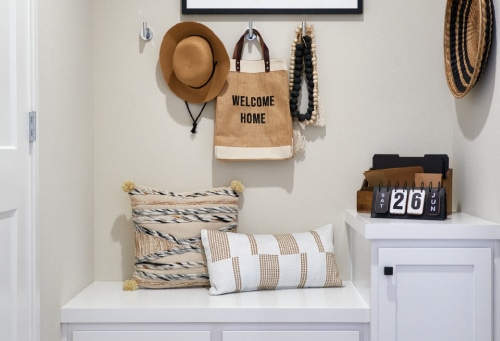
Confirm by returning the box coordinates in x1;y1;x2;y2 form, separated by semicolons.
123;279;139;291
231;180;245;193
121;180;135;193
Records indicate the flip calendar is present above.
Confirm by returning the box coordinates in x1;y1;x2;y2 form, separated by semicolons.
371;182;447;220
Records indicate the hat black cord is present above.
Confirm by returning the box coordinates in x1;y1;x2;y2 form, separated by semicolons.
187;35;217;90
185;101;207;134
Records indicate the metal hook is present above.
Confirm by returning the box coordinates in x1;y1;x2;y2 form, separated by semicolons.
140;21;153;41
246;21;256;41
302;21;306;35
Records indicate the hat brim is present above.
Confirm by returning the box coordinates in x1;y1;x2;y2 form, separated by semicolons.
160;22;230;103
444;0;495;98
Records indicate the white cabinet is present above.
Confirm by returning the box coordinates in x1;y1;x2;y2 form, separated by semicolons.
346;210;500;341
60;281;370;341
378;247;491;341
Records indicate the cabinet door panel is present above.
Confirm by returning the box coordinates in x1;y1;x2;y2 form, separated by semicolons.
223;330;359;341
73;331;210;341
396;264;473;340
378;248;491;341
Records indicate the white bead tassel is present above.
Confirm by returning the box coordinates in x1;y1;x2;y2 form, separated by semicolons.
316;96;326;127
293;128;306;155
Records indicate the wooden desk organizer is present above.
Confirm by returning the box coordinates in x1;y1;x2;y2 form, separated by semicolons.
357;169;452;215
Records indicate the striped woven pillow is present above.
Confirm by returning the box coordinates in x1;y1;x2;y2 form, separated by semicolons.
201;224;342;295
125;184;240;289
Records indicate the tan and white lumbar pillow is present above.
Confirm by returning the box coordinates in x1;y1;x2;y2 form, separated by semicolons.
201;224;342;295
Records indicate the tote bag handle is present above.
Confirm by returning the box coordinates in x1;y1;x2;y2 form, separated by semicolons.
232;29;270;72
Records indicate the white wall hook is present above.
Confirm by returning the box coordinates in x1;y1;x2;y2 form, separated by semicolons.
140;21;153;41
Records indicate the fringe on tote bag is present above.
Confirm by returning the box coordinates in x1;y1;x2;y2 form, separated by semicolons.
214;29;293;160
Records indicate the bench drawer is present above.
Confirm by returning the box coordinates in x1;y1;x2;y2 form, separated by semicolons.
73;331;210;341
223;330;360;341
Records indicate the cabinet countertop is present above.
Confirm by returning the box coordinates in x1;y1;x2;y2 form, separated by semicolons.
346;210;500;240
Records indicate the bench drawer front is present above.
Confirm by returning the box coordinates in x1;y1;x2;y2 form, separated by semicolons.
223;331;360;341
73;331;210;341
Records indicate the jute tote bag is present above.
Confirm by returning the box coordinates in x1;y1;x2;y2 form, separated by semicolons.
215;29;293;160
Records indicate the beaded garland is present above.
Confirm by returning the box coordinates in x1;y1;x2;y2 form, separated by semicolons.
289;24;318;125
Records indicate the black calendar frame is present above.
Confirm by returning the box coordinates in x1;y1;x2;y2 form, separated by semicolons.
370;185;447;221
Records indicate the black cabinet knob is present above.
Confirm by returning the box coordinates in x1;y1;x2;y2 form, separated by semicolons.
384;266;393;276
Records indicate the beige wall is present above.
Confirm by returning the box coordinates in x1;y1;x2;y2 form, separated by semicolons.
38;0;500;340
451;56;500;222
93;0;454;282
38;0;94;340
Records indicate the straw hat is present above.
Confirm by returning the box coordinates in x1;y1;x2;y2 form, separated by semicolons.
160;22;230;103
444;0;495;98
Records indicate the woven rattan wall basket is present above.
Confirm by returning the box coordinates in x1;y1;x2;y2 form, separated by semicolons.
444;0;495;98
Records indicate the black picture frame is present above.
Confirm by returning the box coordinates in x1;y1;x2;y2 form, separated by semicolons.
181;0;363;15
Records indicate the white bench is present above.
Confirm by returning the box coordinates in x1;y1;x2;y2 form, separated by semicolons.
61;281;369;341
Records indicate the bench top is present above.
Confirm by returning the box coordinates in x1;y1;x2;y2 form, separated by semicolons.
61;281;369;324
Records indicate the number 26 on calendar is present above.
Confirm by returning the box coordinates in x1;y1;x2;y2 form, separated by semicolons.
389;189;426;215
